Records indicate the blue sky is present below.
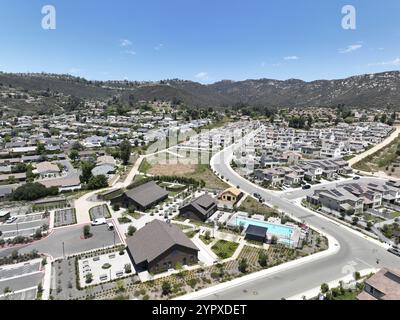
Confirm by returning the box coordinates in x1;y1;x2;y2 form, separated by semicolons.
0;0;399;83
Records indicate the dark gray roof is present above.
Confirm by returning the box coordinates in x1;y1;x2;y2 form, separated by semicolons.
126;220;199;264
125;181;168;208
181;194;218;217
246;224;268;237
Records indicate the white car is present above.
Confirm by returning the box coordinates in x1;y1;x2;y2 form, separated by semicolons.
6;216;17;224
91;218;107;226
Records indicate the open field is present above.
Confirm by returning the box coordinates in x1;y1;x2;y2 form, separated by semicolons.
353;134;400;176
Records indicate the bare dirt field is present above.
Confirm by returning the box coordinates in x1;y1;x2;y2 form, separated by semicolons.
148;164;197;176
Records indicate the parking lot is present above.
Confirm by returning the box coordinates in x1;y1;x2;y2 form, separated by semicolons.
78;249;134;287
0;259;43;298
0;287;37;300
0;214;49;240
0;223;122;259
0;260;41;280
54;209;76;228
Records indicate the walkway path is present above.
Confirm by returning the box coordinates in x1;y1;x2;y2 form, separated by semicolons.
73;155;144;224
349;126;400;168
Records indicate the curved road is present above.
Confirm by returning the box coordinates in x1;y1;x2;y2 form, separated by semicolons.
204;139;400;300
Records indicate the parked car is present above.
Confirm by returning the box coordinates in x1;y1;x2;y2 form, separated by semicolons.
6;216;17;224
253;193;261;199
388;245;400;257
91;218;107;226
353;176;361;180
302;185;311;190
107;222;115;231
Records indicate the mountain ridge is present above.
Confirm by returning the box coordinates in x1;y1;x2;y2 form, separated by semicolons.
1;70;400;109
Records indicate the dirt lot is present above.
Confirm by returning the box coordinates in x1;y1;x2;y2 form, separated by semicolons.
149;164;197;176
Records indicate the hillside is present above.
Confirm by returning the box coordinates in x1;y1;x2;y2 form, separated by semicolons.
1;71;400;114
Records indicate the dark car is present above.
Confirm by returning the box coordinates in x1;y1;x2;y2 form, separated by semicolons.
388;246;400;257
253;193;261;199
302;185;311;190
353;176;361;180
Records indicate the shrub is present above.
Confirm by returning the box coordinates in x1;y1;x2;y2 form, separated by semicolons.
85;273;93;284
102;263;111;269
258;252;268;267
127;226;137;237
320;283;329;293
113;204;120;211
238;258;248;273
124;264;132;274
161;281;172;296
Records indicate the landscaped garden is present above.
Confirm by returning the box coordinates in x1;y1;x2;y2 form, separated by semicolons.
211;240;239;259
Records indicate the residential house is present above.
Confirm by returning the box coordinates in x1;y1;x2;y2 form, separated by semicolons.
111;181;168;211
126;220;199;273
179;194;218;222
357;268;400;300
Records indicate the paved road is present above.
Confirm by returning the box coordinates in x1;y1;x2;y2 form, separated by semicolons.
205;140;400;300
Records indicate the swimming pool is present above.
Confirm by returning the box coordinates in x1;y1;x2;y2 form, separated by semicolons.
232;216;294;237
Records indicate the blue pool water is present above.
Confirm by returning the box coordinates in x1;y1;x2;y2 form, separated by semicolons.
233;217;294;237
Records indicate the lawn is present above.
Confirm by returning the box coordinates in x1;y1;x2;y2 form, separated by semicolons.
239;196;279;218
186;164;229;190
139;159;153;174
391;211;400;219
211;240;239;259
126;210;142;220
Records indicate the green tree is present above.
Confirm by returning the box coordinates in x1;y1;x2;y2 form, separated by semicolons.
71;141;83;151
80;161;95;184
36;143;46;155
119;140;132;165
87;175;108;190
69;149;79;161
83;225;91;238
12;183;58;201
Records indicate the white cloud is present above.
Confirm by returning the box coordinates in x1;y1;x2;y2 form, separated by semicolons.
368;58;400;67
339;44;362;53
154;44;164;51
120;39;132;47
195;72;209;81
283;56;299;60
272;63;282;67
124;50;137;56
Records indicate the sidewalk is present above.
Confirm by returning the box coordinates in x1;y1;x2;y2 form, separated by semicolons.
287;268;379;300
174;233;339;300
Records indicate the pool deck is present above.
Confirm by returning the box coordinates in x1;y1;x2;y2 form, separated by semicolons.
227;213;301;247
